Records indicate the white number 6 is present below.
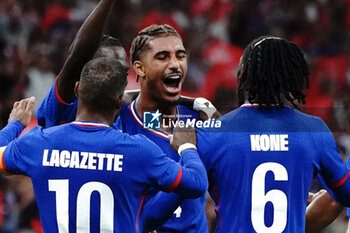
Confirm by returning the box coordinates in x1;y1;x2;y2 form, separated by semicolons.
251;162;288;233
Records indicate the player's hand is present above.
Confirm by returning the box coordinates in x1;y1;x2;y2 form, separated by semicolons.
169;125;197;152
193;97;221;120
8;97;35;127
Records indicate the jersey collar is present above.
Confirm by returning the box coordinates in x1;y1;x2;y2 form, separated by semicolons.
240;103;259;108
71;121;110;128
129;100;180;139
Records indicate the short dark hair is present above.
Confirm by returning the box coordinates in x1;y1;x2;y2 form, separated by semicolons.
238;36;310;109
79;57;127;112
100;34;123;47
130;24;181;64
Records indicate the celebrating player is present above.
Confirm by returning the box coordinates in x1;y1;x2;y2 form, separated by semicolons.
117;24;210;233
196;36;350;232
0;57;208;233
37;0;214;230
37;0;128;128
0;97;35;146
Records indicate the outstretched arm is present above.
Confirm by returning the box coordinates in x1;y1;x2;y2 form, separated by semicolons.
57;0;117;103
305;190;343;233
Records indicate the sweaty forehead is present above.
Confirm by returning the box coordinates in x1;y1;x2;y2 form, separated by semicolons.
147;35;185;53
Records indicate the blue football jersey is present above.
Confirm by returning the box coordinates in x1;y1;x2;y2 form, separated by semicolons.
197;104;350;233
37;82;208;232
116;100;208;233
0;120;24;146
0;121;207;233
37;79;78;127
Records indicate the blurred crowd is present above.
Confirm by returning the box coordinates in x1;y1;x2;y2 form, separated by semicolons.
0;0;350;232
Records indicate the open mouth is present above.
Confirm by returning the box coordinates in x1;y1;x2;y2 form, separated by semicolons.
163;75;182;93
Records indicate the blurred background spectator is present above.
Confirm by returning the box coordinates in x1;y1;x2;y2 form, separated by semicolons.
0;0;349;232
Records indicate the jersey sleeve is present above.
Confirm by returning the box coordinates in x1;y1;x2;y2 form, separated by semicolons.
1;127;42;176
138;137;208;199
0;120;24;146
37;78;77;128
317;121;350;206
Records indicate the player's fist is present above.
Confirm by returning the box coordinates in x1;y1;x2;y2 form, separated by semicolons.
169;125;197;153
193;97;221;120
8;97;35;127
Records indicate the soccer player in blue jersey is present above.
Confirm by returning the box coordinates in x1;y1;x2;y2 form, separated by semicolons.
37;0;215;230
196;36;350;233
118;24;211;233
37;0;128;128
0;57;208;233
0;97;35;146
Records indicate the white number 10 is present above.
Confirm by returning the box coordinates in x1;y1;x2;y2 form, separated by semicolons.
251;162;288;233
49;179;114;233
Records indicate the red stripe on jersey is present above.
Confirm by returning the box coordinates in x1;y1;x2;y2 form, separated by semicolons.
54;78;67;105
0;147;7;171
135;189;148;233
332;171;350;189
166;167;183;193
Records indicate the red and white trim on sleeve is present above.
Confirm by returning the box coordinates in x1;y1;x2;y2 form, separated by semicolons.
331;171;350;189
54;77;68;105
166;166;183;193
0;146;7;171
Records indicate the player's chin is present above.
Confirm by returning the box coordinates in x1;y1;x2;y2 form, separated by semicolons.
162;92;181;105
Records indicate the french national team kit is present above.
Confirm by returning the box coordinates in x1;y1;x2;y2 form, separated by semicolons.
0;121;207;233
115;100;208;233
197;104;350;233
36;80;208;233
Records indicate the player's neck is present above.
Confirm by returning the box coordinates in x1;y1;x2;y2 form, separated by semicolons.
76;107;115;127
135;93;177;117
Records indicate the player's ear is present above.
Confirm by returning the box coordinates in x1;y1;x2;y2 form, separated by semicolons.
133;61;145;78
74;82;80;98
116;94;124;109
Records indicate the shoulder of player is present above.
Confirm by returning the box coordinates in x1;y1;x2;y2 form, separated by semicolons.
290;108;330;131
177;104;198;119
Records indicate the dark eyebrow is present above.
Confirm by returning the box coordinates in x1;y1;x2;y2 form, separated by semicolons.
154;51;170;58
176;49;187;55
154;49;187;58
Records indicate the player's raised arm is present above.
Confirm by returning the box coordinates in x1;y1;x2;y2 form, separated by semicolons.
57;0;117;103
0;97;35;146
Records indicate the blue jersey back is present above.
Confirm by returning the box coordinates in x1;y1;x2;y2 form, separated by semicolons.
197;104;349;233
116;100;208;233
2;122;188;233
